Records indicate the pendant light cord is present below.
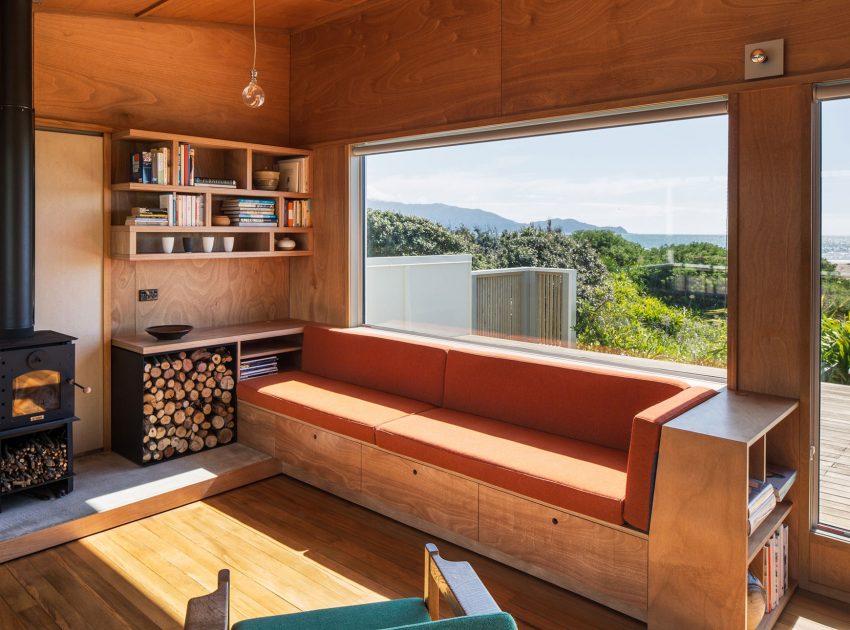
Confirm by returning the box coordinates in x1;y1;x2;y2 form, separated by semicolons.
252;0;257;71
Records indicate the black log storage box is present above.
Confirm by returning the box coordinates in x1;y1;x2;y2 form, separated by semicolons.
111;344;237;465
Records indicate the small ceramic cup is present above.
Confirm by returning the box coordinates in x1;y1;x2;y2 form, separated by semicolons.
223;236;235;253
202;236;215;253
182;237;194;253
161;236;175;254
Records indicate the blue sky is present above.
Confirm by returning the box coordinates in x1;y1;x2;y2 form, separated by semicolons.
822;99;850;236
367;105;850;235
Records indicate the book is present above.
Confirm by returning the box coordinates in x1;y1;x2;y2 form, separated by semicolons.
277;158;305;193
765;465;797;501
131;151;153;183
748;479;777;534
195;177;237;188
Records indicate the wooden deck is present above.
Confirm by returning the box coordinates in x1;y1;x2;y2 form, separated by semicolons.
820;382;850;532
2;475;849;629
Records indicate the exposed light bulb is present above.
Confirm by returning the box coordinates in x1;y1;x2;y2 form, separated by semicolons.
242;69;265;108
242;0;265;108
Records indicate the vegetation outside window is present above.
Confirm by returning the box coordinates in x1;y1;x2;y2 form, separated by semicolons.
362;112;728;374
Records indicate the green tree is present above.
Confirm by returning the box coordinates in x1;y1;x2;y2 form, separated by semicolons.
366;209;473;258
572;230;644;271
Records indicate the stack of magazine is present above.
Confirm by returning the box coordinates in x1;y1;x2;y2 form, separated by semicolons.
240;356;278;380
748;479;778;534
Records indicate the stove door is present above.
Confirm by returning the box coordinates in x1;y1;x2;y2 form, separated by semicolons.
1;344;75;429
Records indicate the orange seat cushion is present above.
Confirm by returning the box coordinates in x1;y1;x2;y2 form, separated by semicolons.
238;371;436;443
377;408;628;525
301;327;448;406
443;349;687;451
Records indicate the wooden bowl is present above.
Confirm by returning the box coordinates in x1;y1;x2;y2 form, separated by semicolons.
212;216;231;226
145;325;193;341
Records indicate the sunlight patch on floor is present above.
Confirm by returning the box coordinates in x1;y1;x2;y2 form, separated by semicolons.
84;468;218;511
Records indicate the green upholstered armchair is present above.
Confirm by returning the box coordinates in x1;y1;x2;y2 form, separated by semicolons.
184;543;517;630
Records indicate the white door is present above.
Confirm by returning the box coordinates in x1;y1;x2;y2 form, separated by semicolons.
34;129;104;454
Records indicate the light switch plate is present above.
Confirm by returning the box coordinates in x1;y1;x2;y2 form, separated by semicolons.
745;39;784;80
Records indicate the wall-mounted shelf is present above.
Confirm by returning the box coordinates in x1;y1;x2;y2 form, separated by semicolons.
111;225;314;260
110;129;314;261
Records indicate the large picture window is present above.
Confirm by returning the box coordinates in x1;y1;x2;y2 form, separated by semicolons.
359;105;729;374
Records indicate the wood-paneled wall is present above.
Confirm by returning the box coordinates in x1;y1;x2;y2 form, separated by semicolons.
289;145;350;326
291;0;850;145
34;11;291;145
111;259;290;337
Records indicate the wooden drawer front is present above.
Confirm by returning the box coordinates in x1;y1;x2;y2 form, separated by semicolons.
479;486;647;620
275;416;361;493
361;448;479;540
237;403;278;456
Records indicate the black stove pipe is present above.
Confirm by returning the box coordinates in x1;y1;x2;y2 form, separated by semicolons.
0;0;35;339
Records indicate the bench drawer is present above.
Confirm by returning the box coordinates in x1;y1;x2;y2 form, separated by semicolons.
361;447;478;540
276;415;362;492
479;486;647;620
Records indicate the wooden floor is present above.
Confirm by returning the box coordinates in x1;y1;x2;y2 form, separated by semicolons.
820;383;850;532
1;475;849;629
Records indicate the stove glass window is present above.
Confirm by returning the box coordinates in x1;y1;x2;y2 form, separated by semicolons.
12;370;61;417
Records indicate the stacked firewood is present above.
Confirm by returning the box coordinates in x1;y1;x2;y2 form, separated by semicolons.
0;431;68;493
142;346;236;463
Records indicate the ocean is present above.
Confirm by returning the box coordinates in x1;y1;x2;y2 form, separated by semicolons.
624;234;850;262
622;234;728;250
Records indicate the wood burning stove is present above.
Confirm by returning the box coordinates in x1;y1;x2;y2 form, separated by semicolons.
0;333;80;509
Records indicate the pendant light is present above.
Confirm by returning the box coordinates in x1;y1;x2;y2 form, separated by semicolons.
241;0;265;108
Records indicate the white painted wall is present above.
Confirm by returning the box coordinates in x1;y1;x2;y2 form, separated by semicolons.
366;255;472;336
35;130;104;454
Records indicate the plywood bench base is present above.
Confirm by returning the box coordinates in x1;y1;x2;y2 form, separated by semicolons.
237;402;648;621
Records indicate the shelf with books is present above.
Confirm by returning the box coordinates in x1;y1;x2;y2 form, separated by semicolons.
110;129;315;261
649;390;800;629
755;581;797;630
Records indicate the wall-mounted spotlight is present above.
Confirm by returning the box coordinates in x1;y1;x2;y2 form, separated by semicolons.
745;39;784;80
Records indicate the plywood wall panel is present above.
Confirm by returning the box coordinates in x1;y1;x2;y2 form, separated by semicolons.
111;259;290;336
290;0;501;146
34;12;291;145
502;0;850;118
289;145;349;325
735;85;812;398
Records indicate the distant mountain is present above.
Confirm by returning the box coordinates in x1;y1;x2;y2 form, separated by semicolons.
366;199;627;234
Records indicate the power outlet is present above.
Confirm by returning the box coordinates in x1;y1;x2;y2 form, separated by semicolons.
139;289;158;302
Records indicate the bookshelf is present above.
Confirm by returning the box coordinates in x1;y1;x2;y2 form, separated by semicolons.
648;389;800;629
109;129;314;260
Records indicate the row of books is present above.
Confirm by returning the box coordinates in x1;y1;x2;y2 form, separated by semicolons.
284;200;312;227
221;198;277;227
131;148;170;185
240;356;279;380
278;158;309;193
756;524;789;613
160;193;205;227
177;143;195;186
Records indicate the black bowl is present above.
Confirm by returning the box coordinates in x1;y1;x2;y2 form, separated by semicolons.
145;325;193;341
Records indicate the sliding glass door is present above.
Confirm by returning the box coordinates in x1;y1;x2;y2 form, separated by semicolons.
818;95;850;536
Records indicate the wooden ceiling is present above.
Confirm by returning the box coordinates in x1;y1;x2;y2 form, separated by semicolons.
36;0;373;31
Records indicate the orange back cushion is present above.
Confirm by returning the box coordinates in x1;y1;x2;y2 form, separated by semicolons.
301;326;448;406
443;349;687;451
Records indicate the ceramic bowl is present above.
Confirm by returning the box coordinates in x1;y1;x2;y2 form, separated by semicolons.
145;325;193;341
253;169;280;191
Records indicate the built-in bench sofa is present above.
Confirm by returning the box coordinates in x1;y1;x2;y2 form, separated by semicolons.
237;326;716;621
